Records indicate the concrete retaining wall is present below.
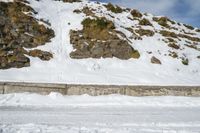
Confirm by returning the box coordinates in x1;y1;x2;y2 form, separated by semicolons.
0;82;200;96
0;84;4;94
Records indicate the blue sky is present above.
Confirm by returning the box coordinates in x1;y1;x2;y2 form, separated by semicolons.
91;0;200;28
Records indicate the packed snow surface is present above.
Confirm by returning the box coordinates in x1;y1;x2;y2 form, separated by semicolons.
0;93;200;133
1;92;200;107
0;0;200;85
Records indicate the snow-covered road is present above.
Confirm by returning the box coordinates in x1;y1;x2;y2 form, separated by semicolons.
1;106;200;133
0;93;200;133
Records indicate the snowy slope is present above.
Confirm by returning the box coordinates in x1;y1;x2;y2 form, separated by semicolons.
0;0;200;85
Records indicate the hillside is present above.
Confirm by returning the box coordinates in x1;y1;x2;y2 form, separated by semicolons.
0;0;200;85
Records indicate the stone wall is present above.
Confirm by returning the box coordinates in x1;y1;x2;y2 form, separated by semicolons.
0;82;200;96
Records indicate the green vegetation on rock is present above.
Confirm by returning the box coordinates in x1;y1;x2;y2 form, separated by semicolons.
70;17;140;60
82;18;115;30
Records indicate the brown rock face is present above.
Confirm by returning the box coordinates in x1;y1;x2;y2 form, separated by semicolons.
70;17;139;60
0;1;54;69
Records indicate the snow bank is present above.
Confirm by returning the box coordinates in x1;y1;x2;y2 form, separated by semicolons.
0;92;200;107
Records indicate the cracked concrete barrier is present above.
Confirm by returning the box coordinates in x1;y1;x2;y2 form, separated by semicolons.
66;85;200;96
66;85;126;96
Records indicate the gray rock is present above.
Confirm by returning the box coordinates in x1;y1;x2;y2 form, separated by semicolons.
91;43;104;58
70;30;137;60
151;56;161;64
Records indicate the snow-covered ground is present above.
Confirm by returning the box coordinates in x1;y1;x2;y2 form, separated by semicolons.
0;0;200;85
0;93;200;133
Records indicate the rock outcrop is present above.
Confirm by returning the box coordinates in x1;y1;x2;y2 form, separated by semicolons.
0;1;54;69
70;17;140;60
